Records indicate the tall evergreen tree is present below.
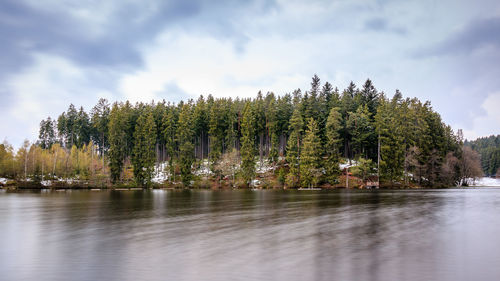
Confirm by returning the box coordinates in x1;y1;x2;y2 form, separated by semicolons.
132;110;157;187
240;103;256;186
177;103;195;186
285;107;304;187
90;98;110;157
39;117;56;149
325;107;342;183
108;103;128;183
300;118;323;188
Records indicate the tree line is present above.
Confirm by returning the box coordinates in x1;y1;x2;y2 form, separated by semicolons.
465;135;500;177
0;75;484;188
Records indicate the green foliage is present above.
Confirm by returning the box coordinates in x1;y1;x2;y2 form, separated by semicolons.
132;109;157;187
15;74;468;189
285;107;304;188
352;158;375;182
300;118;323;188
240;103;255;185
38;117;56;149
466;135;500;176
177;103;195;186
108;103;128;183
325;107;342;183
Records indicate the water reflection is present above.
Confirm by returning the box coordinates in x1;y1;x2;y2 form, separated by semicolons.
1;189;500;280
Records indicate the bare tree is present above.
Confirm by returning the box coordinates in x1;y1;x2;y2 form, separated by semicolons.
214;148;240;187
460;146;483;186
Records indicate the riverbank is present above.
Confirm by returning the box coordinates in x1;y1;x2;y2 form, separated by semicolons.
3;176;498;190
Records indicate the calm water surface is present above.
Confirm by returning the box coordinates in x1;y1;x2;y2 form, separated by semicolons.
1;188;500;281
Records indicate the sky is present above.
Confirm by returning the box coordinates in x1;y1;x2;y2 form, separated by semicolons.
1;0;500;147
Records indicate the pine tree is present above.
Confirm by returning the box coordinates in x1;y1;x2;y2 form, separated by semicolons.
39;117;56;149
325;107;342;183
162;104;178;182
240;103;255;186
132;109;157;187
90;98;110;157
177;103;195;186
300;118;323;188
347;105;373;158
285;107;304;188
108;103;128;183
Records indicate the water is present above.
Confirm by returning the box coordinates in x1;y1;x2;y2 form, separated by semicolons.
1;188;500;281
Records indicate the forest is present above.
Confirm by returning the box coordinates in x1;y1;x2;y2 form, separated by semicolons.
465;135;500;177
0;75;485;188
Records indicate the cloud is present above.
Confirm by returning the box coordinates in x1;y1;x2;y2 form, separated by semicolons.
364;17;406;35
462;92;500;140
416;16;500;57
2;0;500;146
1;53;115;146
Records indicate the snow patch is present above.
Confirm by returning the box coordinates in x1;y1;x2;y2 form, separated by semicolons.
152;162;171;184
339;160;359;170
256;159;273;174
0;178;8;185
472;177;500;187
41;180;52;186
194;159;213;176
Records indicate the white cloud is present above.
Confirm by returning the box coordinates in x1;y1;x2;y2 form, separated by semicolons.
118;31;317;102
1;53;115;147
462;92;500;140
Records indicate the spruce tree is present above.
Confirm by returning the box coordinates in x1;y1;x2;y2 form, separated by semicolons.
285;107;303;187
132;110;157;187
325;107;342;183
300;118;323;188
108;103;127;183
240;103;255;186
90;98;110;157
177;103;195;186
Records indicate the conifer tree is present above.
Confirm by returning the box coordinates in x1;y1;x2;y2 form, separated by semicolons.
325;107;342;183
300;118;323;188
285;107;304;187
39;117;56;149
132;110;157;187
240;103;255;186
90;98;110;157
108;103;128;183
177;103;195;186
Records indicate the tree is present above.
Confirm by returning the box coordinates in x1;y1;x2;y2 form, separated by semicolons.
285;107;304;188
300;118;323;188
132;110;157;187
325;107;342;183
460;146;483;186
90;98;110;157
214;148;240;187
177;103;195;186
352;158;375;183
347;105;373;158
163;104;178;182
240;103;255;186
75;106;91;148
108;103;128;183
39;117;56;149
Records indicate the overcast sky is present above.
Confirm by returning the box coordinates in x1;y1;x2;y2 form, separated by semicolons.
1;0;499;146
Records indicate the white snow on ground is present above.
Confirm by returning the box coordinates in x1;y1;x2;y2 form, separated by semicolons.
0;178;8;185
472;177;500;187
41;180;52;186
152;162;171;184
194;159;213;176
339;160;359;170
256;159;273;173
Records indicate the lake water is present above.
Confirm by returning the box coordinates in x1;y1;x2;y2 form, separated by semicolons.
1;188;500;281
